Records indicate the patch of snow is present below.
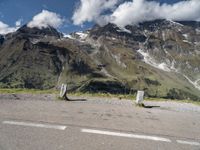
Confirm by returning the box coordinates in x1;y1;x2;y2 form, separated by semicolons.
196;29;200;34
177;28;182;32
182;34;192;44
183;75;200;91
162;32;166;41
111;37;117;40
168;20;184;27
143;30;148;37
170;60;178;72
182;34;188;39
117;27;131;34
138;48;200;91
137;49;171;72
63;31;89;42
186;61;192;69
31;39;40;44
63;34;75;40
76;32;88;40
163;48;170;55
183;40;192;44
101;68;113;78
111;53;127;68
194;42;200;45
158;63;170;71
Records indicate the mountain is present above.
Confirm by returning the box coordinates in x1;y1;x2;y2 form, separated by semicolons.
0;20;200;100
16;25;63;38
0;25;65;89
0;35;4;45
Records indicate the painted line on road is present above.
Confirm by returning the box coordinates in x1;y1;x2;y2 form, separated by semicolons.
2;121;67;130
176;140;200;146
81;129;171;142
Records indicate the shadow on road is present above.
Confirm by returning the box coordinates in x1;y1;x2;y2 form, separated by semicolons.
143;104;160;109
67;98;87;102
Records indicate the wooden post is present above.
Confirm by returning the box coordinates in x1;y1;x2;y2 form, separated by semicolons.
60;84;69;100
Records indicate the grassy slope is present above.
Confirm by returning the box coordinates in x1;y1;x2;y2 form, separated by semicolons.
0;88;199;106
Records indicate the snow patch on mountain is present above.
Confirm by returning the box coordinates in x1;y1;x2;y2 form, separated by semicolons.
183;40;192;44
183;75;200;90
196;29;200;34
169;20;184;27
111;53;127;68
63;34;75;40
138;49;171;72
31;39;40;44
162;32;166;41
117;27;131;34
183;34;189;39
138;49;200;91
101;68;113;78
76;32;88;40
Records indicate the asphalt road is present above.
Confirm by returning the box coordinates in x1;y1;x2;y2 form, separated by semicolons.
0;94;200;150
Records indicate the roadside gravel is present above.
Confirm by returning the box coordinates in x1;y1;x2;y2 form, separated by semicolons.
0;93;200;113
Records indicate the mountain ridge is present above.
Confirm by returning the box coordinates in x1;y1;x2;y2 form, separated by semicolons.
0;19;200;100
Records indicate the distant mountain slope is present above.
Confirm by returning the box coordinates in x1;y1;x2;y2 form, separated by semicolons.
0;20;200;100
0;35;4;45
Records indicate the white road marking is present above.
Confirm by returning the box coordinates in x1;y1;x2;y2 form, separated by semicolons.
2;121;67;130
81;129;171;142
177;140;200;146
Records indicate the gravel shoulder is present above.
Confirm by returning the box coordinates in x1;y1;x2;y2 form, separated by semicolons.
0;93;200;113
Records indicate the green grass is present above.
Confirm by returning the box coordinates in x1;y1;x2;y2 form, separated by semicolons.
0;88;58;94
0;88;200;106
68;92;137;100
68;92;200;105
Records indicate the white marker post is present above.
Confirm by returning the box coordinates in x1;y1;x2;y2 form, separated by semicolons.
60;84;69;100
136;91;144;105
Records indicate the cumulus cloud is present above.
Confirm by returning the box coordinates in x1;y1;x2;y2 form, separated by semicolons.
72;0;200;27
15;19;23;27
0;18;24;34
0;21;17;34
111;0;200;27
72;0;120;26
28;10;64;29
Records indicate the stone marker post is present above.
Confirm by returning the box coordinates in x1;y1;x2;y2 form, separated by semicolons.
60;84;69;100
136;91;144;105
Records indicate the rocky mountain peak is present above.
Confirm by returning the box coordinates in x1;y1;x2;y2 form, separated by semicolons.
89;23;147;43
177;21;200;28
15;24;63;38
91;20;200;35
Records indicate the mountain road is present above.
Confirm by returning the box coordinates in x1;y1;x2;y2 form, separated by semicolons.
0;94;200;150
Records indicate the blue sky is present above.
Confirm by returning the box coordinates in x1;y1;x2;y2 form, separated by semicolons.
0;0;190;33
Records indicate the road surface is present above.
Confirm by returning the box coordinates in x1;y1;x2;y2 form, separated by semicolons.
0;94;200;150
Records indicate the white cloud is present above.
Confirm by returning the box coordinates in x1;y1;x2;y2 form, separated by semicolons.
0;21;17;34
72;0;200;27
15;19;23;27
28;10;64;29
111;0;200;27
110;0;161;27
162;0;200;21
72;0;120;26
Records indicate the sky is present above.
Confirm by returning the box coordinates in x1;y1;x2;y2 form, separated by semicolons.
0;0;199;34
